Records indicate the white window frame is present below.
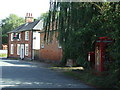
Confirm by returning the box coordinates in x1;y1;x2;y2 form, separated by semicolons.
17;44;21;55
11;33;13;41
10;44;14;54
25;31;29;40
25;44;29;56
17;33;21;41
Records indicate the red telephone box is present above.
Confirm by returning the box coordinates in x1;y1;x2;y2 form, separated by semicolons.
95;37;113;72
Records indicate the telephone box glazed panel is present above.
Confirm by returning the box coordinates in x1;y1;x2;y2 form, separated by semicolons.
95;37;113;72
88;51;95;68
95;46;101;72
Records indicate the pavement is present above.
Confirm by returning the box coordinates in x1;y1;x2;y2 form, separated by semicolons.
0;58;96;89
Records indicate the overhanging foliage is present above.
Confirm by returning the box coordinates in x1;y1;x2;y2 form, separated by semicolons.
44;2;120;88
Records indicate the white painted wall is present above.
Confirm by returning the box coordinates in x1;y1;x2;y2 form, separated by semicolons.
0;50;7;58
0;50;7;53
33;31;40;49
33;20;43;30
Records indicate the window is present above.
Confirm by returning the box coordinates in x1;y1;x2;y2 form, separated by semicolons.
13;33;17;39
11;33;14;41
58;42;62;48
41;41;44;48
25;44;29;56
11;33;21;41
25;23;28;26
17;44;21;55
25;31;29;40
10;44;14;54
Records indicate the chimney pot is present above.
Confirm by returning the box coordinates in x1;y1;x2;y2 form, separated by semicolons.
25;13;34;23
26;13;28;17
29;13;31;17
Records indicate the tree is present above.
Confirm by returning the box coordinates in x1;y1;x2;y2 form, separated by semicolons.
1;14;25;44
90;2;120;88
45;1;120;88
44;2;100;66
38;12;49;20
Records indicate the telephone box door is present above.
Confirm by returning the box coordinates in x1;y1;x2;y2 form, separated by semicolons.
95;46;101;72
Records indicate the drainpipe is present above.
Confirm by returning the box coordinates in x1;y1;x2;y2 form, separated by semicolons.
7;33;9;58
0;24;2;49
31;29;33;60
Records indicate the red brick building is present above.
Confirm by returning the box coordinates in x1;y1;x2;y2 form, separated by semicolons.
8;13;43;60
39;31;62;63
7;13;62;62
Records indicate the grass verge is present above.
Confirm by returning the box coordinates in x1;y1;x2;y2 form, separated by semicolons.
50;66;119;89
63;70;102;88
0;53;7;57
63;70;119;89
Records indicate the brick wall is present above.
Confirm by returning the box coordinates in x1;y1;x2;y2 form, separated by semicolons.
8;30;63;62
8;33;10;57
39;31;62;62
8;31;32;59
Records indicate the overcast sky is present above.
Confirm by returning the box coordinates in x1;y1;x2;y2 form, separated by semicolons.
0;0;50;20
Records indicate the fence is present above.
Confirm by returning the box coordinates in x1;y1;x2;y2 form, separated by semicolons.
0;50;7;58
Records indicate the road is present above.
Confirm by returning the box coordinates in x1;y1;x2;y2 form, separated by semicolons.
0;58;94;89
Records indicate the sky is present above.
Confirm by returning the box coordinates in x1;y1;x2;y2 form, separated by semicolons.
0;0;50;20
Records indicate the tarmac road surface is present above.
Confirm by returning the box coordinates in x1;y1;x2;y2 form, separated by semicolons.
0;59;95;89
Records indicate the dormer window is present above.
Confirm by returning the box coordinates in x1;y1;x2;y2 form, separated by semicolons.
25;23;28;26
25;31;29;40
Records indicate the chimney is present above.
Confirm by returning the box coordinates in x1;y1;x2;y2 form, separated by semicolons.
25;13;34;23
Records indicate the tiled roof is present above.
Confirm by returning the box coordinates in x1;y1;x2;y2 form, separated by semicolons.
8;20;41;33
9;24;25;33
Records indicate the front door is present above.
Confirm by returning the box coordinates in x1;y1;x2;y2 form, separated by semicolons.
20;44;24;59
